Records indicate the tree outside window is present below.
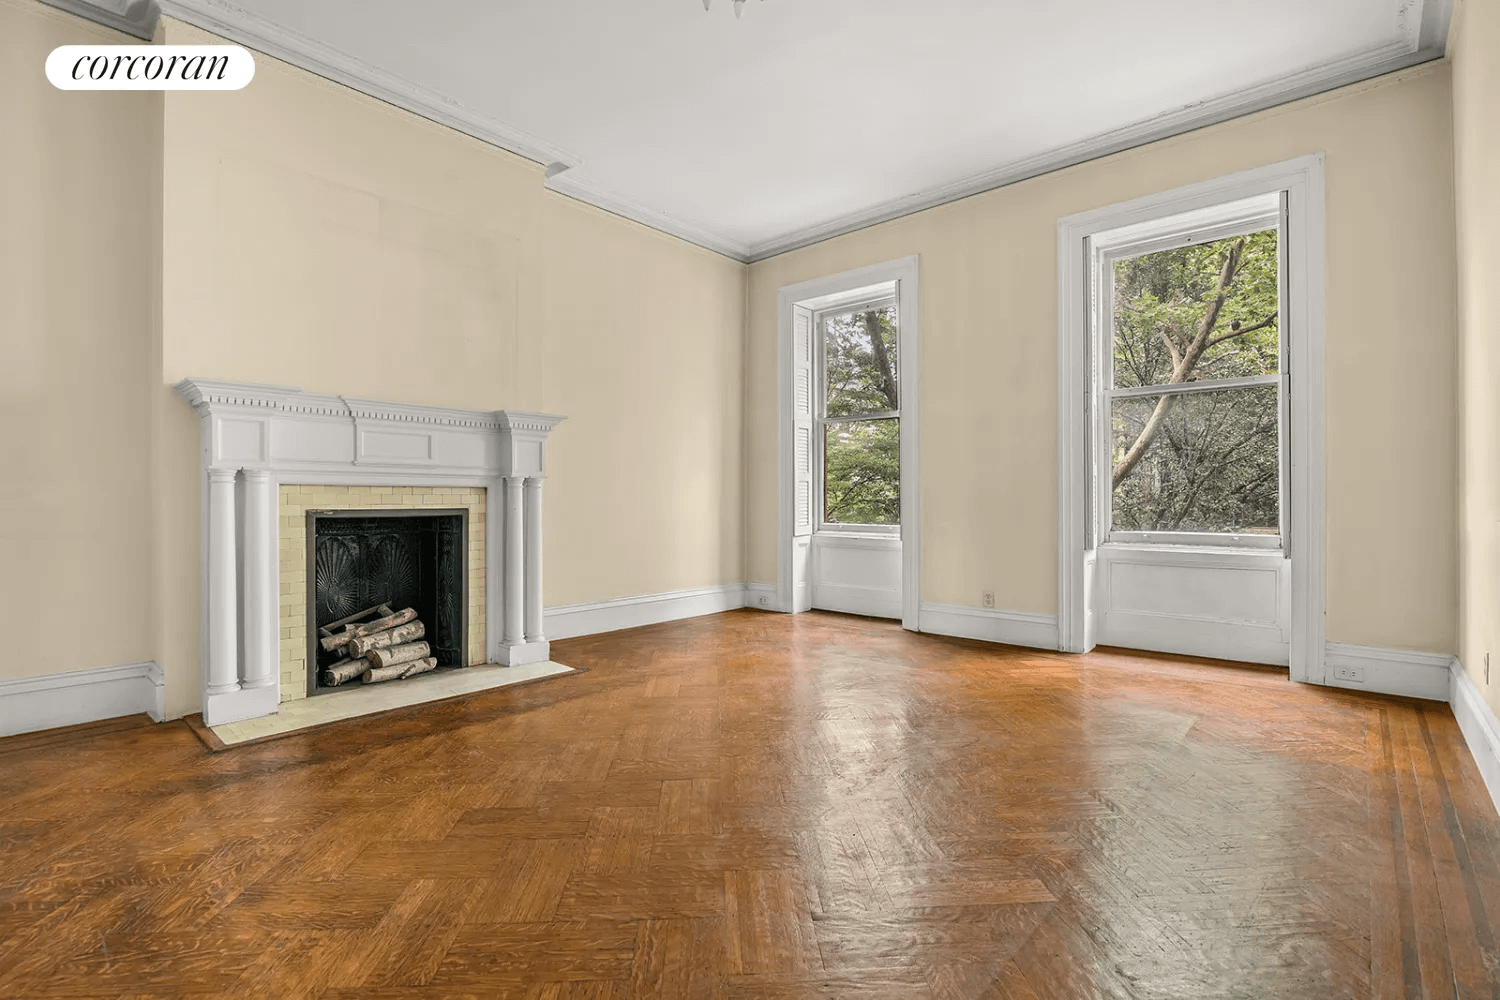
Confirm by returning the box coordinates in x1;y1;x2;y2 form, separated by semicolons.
1108;229;1282;537
821;305;899;526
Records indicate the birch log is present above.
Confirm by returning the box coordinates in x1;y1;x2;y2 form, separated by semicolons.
319;624;361;654
319;607;418;652
366;640;431;670
400;656;439;679
348;620;425;658
322;657;369;686
362;656;437;684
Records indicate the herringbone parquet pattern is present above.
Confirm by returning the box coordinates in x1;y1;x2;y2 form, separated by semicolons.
2;610;1498;998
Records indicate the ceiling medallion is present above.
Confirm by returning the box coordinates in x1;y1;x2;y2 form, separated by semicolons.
703;0;761;18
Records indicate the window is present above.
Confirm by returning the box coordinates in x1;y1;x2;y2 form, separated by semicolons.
818;297;900;529
1095;196;1286;548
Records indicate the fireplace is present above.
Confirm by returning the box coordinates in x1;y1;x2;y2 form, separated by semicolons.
174;378;563;727
307;509;468;696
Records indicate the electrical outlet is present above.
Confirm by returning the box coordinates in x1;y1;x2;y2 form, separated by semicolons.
1333;664;1365;684
758;596;770;608
982;590;995;609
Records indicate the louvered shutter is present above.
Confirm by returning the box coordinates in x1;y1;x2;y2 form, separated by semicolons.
793;304;815;537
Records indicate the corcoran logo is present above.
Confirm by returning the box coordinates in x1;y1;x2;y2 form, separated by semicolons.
46;45;255;90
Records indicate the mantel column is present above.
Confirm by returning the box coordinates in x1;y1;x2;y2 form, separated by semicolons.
205;468;240;698
241;470;276;692
524;477;545;643
503;476;526;648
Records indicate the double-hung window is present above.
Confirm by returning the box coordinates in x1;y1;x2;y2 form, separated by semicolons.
816;295;900;532
1095;194;1287;549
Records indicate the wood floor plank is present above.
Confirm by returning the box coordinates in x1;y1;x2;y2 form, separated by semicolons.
1;610;1498;997
627;916;726;1000
723;869;820;975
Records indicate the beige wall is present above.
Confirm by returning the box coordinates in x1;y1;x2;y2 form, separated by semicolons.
747;64;1459;655
151;18;746;717
1454;0;1500;711
3;0;1470;724
0;0;161;680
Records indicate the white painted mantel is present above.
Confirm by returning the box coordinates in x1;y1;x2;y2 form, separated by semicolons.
174;379;563;727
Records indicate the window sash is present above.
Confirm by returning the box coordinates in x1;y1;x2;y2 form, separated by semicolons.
1105;373;1278;402
1107;531;1282;550
816;298;900;530
1095;209;1287;549
823;409;899;425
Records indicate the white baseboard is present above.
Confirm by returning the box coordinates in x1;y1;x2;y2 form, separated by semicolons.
812;583;902;621
744;583;779;611
918;602;1060;651
0;661;164;738
544;584;748;640
1323;642;1453;701
1450;660;1500;817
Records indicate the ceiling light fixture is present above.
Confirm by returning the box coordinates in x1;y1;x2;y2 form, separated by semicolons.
703;0;759;19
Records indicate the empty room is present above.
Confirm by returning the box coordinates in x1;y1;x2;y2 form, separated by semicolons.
3;0;1499;995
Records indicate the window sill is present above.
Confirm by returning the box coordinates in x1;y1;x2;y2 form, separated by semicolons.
1100;540;1284;558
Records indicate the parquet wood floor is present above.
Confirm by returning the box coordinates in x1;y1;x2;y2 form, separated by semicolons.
3;609;1499;998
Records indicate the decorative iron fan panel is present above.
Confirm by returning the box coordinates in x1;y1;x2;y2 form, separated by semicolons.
308;511;467;696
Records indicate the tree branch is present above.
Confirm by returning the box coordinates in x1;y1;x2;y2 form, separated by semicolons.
1204;312;1277;349
1112;240;1245;488
864;311;899;412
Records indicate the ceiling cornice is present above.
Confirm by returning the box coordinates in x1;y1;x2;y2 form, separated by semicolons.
39;0;160;40
742;12;1453;261
542;166;753;262
153;0;1453;267
157;0;578;171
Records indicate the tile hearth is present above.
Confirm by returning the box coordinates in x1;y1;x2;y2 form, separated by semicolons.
206;660;575;746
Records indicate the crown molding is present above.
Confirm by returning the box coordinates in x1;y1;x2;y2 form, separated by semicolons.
156;0;577;171
1412;0;1456;52
153;0;1452;267
742;36;1448;261
543;166;753;262
38;0;160;40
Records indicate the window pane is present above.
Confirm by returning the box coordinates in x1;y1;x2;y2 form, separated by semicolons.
824;306;898;417
1110;387;1279;535
1112;228;1279;389
824;418;899;525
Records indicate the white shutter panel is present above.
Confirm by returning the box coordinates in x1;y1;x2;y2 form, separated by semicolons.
793;304;815;537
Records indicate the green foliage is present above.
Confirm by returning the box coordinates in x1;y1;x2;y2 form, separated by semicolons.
1110;230;1281;534
825;308;899;417
825;418;900;525
821;306;900;526
1111;388;1280;532
1112;229;1279;388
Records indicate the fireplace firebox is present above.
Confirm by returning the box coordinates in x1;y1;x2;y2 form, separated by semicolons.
306;509;468;696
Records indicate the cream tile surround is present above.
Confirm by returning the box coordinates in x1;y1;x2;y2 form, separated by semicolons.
278;485;487;703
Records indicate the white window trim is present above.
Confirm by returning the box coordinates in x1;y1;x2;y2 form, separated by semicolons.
1094;197;1286;551
778;256;921;630
1057;155;1326;684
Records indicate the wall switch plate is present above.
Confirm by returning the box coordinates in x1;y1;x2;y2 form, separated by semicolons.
1333;664;1365;684
982;590;995;609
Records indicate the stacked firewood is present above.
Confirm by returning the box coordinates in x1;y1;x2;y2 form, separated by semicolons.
319;606;438;686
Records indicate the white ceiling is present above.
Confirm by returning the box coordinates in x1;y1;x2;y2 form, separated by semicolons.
156;0;1451;261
